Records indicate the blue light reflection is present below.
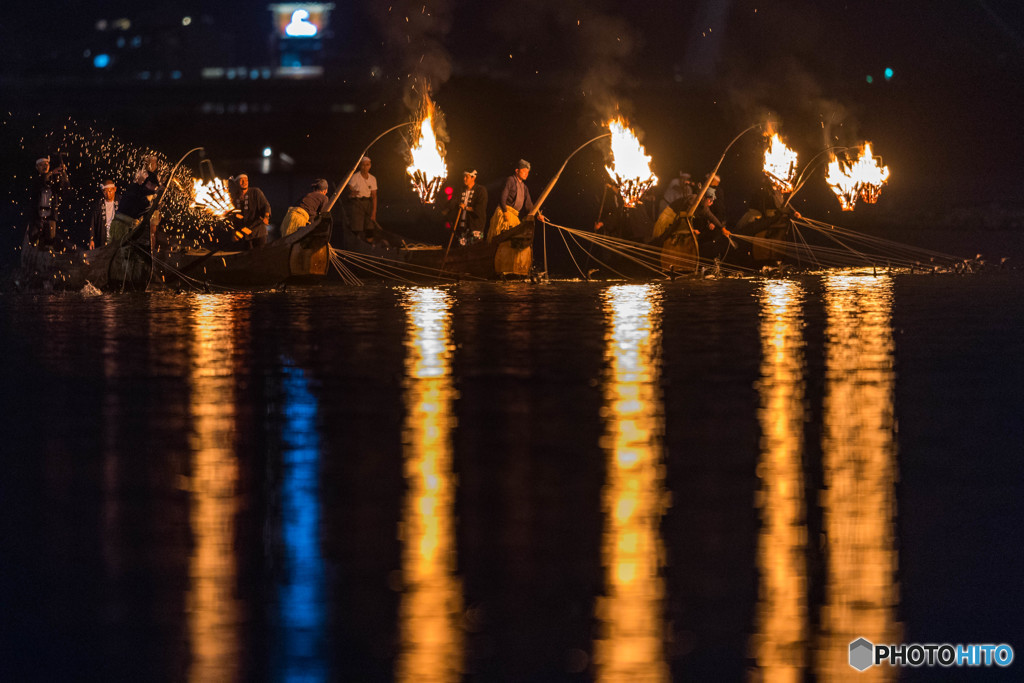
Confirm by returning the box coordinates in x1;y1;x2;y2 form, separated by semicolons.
278;361;327;682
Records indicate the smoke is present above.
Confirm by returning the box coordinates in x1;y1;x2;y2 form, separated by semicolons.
577;14;638;120
371;1;454;113
720;2;864;155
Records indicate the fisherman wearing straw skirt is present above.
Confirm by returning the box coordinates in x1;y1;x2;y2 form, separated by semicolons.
489;159;538;275
281;178;329;237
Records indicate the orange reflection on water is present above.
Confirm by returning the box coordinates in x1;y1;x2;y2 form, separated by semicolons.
753;280;809;680
397;288;463;683
595;284;669;683
187;295;244;683
818;273;900;681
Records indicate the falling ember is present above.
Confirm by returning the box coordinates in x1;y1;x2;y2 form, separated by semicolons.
406;99;447;204
604;117;658;208
825;142;891;211
192;178;236;217
763;133;798;192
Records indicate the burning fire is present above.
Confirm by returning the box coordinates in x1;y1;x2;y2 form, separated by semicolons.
406;99;448;204
191;177;236;217
825;142;891;211
763;133;798;192
604;117;658;208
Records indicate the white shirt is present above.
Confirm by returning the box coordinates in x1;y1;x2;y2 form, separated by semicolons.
103;200;117;241
347;172;377;198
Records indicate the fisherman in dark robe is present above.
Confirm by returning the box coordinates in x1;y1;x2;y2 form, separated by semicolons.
108;155;163;246
230;173;271;248
445;169;488;246
89;180;119;249
735;181;800;234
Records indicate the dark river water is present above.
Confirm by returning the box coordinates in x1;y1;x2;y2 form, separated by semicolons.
1;271;1022;682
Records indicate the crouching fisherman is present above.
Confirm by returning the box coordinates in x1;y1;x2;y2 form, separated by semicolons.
106;154;165;282
280;178;329;237
108;155;163;245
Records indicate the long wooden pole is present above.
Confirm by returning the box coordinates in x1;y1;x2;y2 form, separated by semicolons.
783;145;847;208
528;133;612;218
439;204;464;273
326;121;417;213
685;124;762;218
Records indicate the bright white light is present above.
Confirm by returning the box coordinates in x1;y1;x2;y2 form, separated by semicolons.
182;16;192;26
285;9;319;37
263;147;273;158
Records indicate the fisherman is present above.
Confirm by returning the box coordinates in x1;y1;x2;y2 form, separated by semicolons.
735;180;800;233
690;187;733;260
489;159;545;240
445;169;488;246
231;173;271;248
103;154;166;282
649;184;729;247
28;155;69;248
704;173;724;220
659;171;694;212
89;180;119;249
280;178;329;238
108;154;163;246
344;156;378;242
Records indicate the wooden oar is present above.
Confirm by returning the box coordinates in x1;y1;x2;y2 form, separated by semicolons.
439;204;464;273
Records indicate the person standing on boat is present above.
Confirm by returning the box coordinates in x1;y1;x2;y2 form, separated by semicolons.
281;178;329;238
344;156;378;242
89;180;119;250
446;169;488;245
28;155;69;248
231;174;271;249
489;159;546;239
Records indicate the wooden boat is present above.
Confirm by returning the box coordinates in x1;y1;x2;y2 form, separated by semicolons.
16;213;333;291
336;220;536;280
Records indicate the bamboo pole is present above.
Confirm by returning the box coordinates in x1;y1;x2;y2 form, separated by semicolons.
685;124;762;218
528;133;612;218
326;122;417;213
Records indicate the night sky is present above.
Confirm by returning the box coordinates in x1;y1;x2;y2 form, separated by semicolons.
2;1;1023;211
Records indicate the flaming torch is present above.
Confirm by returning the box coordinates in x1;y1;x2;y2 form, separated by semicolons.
763;133;798;192
191;177;236;217
604;117;659;208
406;98;448;204
825;142;890;211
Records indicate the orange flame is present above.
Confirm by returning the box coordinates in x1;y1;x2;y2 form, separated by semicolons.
825;142;891;211
406;98;448;204
192;177;236;217
763;134;798;192
605;117;659;208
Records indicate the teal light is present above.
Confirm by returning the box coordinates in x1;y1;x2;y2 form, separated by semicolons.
866;75;874;84
884;67;894;80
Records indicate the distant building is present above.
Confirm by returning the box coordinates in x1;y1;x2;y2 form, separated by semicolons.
268;3;336;78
